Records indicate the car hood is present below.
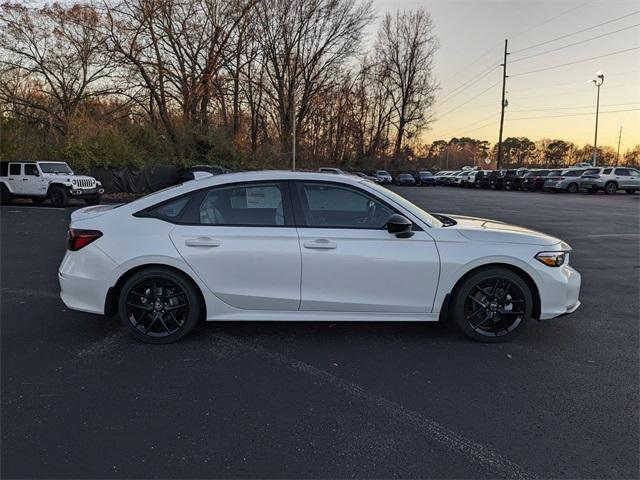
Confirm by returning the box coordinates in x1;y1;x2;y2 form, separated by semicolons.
444;214;563;246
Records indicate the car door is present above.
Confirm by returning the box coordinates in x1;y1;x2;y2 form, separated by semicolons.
614;168;631;188
292;180;440;313
22;163;47;196
7;163;23;194
168;181;302;311
627;168;640;188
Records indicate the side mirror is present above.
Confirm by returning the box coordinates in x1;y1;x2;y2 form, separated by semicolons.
386;214;414;238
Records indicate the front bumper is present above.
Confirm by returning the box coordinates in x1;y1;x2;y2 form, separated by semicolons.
69;187;105;196
532;262;582;320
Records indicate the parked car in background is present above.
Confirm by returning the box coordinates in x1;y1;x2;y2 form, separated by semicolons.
544;169;586;193
503;168;529;190
179;165;229;183
522;170;549;191
1;161;104;207
318;167;346;175
59;170;581;344
580;167;640;194
354;172;378;183
442;171;461;186
487;170;505;189
395;173;416;186
573;162;593;168
414;171;436;186
434;171;453;184
375;170;393;184
467;170;486;188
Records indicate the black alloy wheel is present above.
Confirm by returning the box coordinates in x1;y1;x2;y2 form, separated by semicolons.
604;182;617;195
567;182;579;193
118;268;201;344
452;268;533;343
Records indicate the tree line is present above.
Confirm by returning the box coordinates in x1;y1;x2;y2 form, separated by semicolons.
0;1;637;173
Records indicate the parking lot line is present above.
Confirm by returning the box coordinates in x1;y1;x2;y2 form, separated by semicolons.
1;287;59;299
211;333;536;480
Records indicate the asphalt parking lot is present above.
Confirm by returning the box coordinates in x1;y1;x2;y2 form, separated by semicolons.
1;188;639;479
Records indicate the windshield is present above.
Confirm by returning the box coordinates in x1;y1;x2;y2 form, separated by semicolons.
365;182;442;228
39;162;73;174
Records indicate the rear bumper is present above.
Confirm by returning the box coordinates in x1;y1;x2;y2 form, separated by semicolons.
59;244;116;314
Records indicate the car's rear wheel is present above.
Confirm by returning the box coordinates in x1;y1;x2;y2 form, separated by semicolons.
451;267;533;343
49;186;69;207
604;182;617;195
567;182;578;193
118;268;202;344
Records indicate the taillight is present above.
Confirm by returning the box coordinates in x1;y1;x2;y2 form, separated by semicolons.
68;229;102;251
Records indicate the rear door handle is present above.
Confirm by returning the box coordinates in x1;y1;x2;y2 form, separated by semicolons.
303;239;337;250
185;237;221;247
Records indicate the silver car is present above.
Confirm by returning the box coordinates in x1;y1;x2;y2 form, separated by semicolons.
543;169;586;193
580;167;640;194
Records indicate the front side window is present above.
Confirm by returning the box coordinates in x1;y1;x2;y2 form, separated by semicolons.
614;168;630;176
24;164;39;176
296;182;393;229
9;164;21;175
199;183;284;226
628;169;640;176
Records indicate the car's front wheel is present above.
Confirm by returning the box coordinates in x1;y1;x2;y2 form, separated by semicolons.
118;267;202;344
451;267;533;343
567;182;579;193
49;186;69;207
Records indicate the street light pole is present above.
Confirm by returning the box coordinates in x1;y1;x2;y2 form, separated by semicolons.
291;88;296;171
590;71;604;167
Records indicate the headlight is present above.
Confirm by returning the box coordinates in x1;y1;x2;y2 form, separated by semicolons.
535;251;567;267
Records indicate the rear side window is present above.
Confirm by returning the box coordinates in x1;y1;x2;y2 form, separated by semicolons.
603;168;613;174
149;196;190;220
583;168;600;175
9;164;21;175
199;183;284;226
564;170;584;177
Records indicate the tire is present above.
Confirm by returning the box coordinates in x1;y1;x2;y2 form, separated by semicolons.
451;267;533;343
1;185;12;205
49;186;69;207
604;182;617;195
84;194;102;205
567;182;578;194
625;189;637;194
118;267;202;344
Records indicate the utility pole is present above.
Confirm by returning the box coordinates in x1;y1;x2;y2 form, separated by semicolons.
590;72;604;167
616;125;622;164
496;39;509;170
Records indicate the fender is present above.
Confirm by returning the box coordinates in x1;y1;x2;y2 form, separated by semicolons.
0;179;15;194
433;254;543;314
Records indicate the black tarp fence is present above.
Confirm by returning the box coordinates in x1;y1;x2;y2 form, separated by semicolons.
90;165;182;193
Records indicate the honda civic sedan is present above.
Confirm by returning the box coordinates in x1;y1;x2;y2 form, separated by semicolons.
59;171;581;344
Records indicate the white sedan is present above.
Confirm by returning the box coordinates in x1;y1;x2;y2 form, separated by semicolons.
59;171;581;344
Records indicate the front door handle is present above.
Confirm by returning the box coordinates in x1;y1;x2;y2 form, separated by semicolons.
303;239;337;250
185;237;221;247
22;178;28;181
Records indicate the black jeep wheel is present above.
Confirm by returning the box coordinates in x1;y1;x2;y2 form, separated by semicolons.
118;267;202;344
49;186;69;207
0;185;12;205
452;267;533;343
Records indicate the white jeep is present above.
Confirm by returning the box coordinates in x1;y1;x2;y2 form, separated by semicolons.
0;161;104;207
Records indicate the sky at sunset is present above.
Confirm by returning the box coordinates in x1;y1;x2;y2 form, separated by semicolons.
373;0;640;150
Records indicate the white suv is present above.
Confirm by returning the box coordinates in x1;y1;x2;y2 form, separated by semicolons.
0;161;104;207
579;167;640;194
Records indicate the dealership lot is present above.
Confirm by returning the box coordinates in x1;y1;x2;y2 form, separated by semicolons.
1;188;638;479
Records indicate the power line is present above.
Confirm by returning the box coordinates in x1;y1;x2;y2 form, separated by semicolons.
437;112;500;139
508;108;640;121
511;82;640;99
511;10;640;53
437;63;500;105
508;0;595;41
509;70;640;93
510;46;640;77
509;101;640;112
510;23;640;64
437;81;501;120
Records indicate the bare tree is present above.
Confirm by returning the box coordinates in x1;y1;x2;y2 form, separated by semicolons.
0;2;118;135
375;9;438;161
255;0;373;160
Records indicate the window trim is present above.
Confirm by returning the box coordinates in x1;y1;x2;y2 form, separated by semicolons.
289;179;422;231
9;163;22;176
135;180;295;227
